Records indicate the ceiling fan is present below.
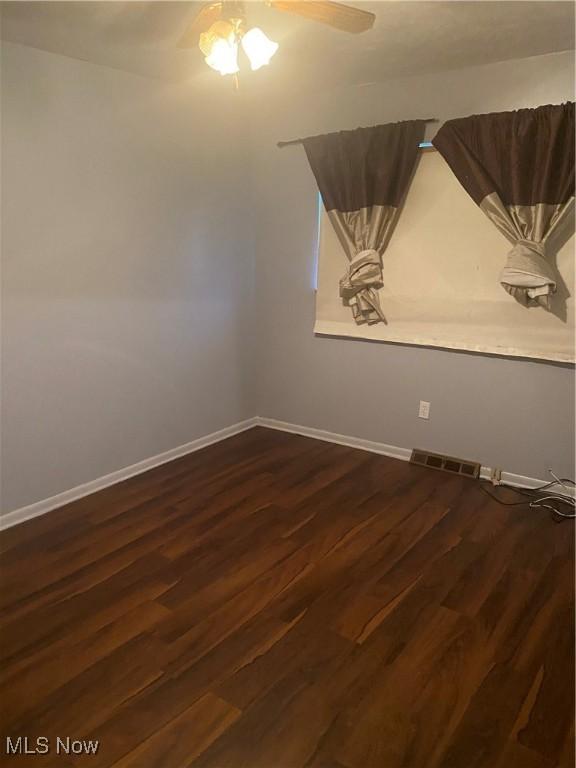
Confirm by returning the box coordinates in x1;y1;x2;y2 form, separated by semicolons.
179;1;376;76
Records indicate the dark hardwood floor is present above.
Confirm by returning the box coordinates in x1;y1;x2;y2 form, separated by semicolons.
0;427;574;768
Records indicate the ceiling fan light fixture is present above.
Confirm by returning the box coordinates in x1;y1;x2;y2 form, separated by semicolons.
200;20;240;75
241;27;279;71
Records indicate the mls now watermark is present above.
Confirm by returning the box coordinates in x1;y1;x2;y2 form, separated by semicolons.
5;736;99;756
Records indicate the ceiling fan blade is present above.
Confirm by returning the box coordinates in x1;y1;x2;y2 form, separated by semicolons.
269;1;375;33
178;2;223;48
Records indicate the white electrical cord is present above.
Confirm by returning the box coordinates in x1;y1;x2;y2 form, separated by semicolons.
481;469;576;522
530;470;575;519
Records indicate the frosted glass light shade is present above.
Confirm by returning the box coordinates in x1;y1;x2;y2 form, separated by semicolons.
241;27;279;71
205;38;239;75
200;20;240;76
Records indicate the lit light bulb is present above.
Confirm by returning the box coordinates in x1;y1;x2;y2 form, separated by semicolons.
200;20;240;76
205;38;239;75
241;27;279;71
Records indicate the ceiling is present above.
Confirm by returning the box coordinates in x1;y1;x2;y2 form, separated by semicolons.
1;1;574;91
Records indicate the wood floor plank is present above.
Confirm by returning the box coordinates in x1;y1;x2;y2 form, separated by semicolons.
1;635;165;767
109;693;240;768
66;613;300;768
1;553;177;668
0;427;572;768
1;601;170;725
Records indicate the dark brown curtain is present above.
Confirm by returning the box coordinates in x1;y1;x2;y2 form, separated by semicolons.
303;120;426;324
433;103;575;310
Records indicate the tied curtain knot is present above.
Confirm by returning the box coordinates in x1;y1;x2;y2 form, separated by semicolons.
302;120;426;325
339;249;387;325
433;103;574;312
500;239;557;309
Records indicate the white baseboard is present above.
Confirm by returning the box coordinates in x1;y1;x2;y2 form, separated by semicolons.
1;414;564;532
0;418;258;531
255;416;553;492
255;417;412;462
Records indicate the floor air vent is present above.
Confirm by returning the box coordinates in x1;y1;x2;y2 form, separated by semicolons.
410;449;480;479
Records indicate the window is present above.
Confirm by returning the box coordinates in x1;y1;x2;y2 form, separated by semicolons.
315;151;574;362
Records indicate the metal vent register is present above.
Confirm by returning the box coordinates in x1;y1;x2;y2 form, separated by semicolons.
410;449;480;479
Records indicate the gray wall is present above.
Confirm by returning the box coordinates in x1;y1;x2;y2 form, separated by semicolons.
1;42;254;513
250;51;575;480
2;44;574;516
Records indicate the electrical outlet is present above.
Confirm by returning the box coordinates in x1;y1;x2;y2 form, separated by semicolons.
418;400;430;420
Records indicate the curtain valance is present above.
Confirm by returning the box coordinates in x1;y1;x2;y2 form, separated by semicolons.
302;120;426;324
432;103;575;310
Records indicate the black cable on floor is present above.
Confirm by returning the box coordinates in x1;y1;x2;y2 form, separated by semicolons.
479;471;575;522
